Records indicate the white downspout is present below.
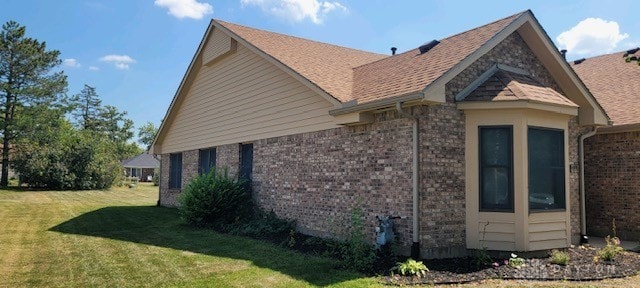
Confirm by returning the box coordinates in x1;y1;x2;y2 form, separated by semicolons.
395;102;420;259
579;127;597;243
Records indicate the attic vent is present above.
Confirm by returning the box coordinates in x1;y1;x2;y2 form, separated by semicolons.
573;58;586;65
418;40;439;54
623;47;639;57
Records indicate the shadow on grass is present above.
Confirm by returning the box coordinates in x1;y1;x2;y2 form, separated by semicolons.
49;205;362;286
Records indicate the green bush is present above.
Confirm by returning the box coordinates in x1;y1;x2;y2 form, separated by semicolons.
13;121;121;190
178;168;252;227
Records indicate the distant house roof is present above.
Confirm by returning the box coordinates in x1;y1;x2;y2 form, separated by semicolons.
122;153;160;169
571;48;640;126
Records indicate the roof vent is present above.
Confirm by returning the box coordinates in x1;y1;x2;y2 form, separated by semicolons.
560;49;567;60
623;47;639;57
418;40;439;54
573;58;586;65
391;47;397;55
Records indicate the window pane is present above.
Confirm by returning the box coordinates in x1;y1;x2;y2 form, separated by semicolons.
169;153;182;189
481;128;510;166
479;126;513;211
199;149;216;175
482;167;510;209
528;128;565;210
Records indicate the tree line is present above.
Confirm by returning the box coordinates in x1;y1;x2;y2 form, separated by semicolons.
0;20;157;189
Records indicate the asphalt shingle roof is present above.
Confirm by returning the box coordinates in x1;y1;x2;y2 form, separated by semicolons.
122;153;160;169
215;11;526;105
571;50;640;126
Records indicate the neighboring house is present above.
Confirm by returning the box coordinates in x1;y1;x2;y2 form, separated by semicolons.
122;153;160;182
571;48;640;240
151;10;610;258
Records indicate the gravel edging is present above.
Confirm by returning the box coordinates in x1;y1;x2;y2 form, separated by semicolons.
384;246;640;285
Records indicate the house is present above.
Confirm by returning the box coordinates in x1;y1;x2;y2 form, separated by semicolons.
122;153;160;182
151;10;609;258
571;48;640;240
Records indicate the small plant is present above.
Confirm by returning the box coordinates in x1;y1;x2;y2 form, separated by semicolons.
337;205;376;272
472;222;493;269
472;248;493;269
393;258;428;277
598;235;624;262
508;253;526;269
549;249;570;265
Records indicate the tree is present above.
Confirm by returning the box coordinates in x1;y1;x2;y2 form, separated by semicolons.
0;21;67;186
95;105;140;160
138;121;158;150
69;86;141;161
13;118;122;190
69;84;102;130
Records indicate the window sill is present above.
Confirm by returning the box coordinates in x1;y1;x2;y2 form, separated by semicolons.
529;208;566;214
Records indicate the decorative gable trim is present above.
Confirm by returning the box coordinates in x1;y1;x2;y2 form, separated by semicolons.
455;64;529;101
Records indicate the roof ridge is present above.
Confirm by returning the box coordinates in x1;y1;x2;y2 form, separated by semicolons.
213;19;386;57
353;10;528;70
572;48;640;62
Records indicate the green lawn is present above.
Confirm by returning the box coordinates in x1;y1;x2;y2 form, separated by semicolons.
2;184;638;288
0;184;377;288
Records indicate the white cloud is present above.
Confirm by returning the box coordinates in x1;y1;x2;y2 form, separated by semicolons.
241;0;347;24
557;18;629;56
89;66;100;71
63;58;81;68
154;0;213;19
99;54;136;70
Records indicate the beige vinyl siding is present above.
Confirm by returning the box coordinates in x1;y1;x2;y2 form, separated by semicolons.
202;28;234;65
159;36;339;154
476;220;516;250
528;213;568;250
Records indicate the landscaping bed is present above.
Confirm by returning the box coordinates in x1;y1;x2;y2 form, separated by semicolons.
386;245;640;285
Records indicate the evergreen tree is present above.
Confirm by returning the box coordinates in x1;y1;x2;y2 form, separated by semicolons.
0;21;67;186
69;84;102;130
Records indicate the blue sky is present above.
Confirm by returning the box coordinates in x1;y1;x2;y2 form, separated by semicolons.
1;0;638;143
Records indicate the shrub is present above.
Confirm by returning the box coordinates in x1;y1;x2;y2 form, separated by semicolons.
227;210;295;239
152;168;159;186
13;122;121;190
394;258;428;277
549;249;570;265
598;235;624;262
178;168;252;227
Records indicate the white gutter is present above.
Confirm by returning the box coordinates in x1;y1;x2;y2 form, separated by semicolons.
395;102;420;259
579;127;597;242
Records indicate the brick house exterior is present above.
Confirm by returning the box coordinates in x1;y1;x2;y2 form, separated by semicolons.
152;10;609;258
573;49;640;240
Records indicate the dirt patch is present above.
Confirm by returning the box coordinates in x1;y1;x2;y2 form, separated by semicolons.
385;246;640;285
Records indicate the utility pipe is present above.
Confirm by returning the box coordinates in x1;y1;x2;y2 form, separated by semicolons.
395;102;420;259
578;127;597;243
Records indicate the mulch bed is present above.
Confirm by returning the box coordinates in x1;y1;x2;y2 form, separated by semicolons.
385;246;640;285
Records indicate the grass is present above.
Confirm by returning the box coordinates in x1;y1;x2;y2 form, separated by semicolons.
0;183;374;288
1;183;639;288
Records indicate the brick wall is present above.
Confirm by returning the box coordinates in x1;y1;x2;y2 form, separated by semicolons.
584;131;640;239
159;149;198;207
253;109;415;246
